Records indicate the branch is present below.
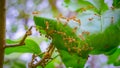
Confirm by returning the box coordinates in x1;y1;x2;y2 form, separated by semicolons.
5;26;33;48
28;54;37;68
28;43;55;68
0;0;6;67
34;44;55;67
46;55;59;65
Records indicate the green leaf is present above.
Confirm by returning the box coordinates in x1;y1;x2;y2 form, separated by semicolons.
113;0;120;8
34;16;93;58
11;60;26;68
87;20;120;54
107;48;120;66
5;38;41;54
45;61;55;68
63;0;97;12
105;47;117;55
34;16;91;67
85;0;109;14
64;0;70;6
45;54;62;68
59;50;87;68
63;0;108;14
33;16;120;67
27;36;48;46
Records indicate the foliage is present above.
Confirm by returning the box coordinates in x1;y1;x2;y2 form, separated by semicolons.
33;16;120;67
5;36;47;54
113;0;120;8
63;0;109;14
108;48;120;66
34;16;89;68
5;0;120;68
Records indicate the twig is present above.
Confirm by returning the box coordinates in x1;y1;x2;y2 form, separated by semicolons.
28;54;37;68
5;26;33;48
46;55;59;66
33;43;55;67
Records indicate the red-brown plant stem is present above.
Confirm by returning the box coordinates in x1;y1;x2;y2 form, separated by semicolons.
28;44;55;68
0;0;6;68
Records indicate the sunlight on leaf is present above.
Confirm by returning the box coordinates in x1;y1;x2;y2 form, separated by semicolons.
5;37;44;54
